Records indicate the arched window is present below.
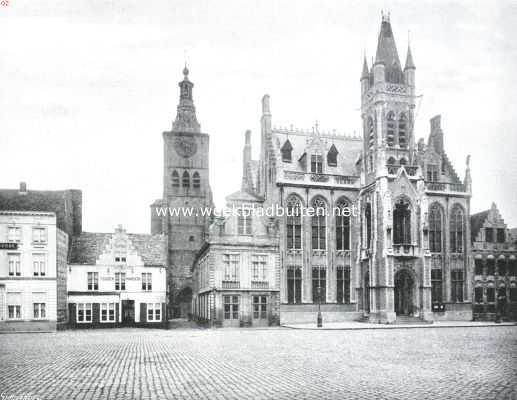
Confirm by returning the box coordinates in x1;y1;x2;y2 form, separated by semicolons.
182;171;190;188
450;205;464;254
327;144;338;167
172;170;180;187
386;112;395;147
399;158;407;166
193;172;200;189
387;157;396;165
336;199;350;251
311;197;326;250
429;204;442;253
365;203;372;249
393;198;411;245
281;140;293;163
398;113;407;148
286;196;302;250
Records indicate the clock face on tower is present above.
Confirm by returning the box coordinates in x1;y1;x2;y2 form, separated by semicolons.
174;136;198;158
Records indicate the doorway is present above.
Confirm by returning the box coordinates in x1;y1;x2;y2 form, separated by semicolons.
394;269;414;316
121;300;134;325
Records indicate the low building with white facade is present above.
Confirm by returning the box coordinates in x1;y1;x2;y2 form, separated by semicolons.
67;225;168;328
0;211;68;332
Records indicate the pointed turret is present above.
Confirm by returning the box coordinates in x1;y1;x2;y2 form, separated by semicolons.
172;66;201;133
404;45;415;70
361;56;369;80
464;154;472;193
374;13;403;84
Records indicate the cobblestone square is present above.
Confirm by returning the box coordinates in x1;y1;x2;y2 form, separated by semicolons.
1;326;516;400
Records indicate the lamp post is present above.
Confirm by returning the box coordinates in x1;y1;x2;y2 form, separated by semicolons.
317;284;323;328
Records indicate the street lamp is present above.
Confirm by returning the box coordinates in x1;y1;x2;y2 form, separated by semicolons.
317;284;323;328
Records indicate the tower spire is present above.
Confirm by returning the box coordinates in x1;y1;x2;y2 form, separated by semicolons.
172;65;201;133
374;13;403;83
404;42;415;70
361;55;369;80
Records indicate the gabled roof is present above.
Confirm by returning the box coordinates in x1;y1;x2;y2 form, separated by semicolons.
70;231;167;266
226;190;263;203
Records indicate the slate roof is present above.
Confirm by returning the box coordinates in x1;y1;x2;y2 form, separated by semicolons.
272;129;362;177
470;210;489;243
374;19;403;84
70;231;167;266
226;190;264;203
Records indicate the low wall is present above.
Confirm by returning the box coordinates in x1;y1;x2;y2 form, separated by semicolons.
280;303;362;324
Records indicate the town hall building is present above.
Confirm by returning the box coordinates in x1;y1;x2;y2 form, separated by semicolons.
237;14;474;324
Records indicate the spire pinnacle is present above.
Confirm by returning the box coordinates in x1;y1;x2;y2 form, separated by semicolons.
374;12;403;82
404;43;416;70
172;65;200;133
361;55;369;80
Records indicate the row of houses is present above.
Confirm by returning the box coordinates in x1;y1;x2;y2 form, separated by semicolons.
0;185;168;332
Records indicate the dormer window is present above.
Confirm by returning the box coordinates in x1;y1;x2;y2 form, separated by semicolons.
485;228;494;243
311;153;323;173
281;140;293;163
327;145;338;167
427;164;439;182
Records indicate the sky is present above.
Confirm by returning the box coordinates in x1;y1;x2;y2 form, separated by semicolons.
1;0;516;233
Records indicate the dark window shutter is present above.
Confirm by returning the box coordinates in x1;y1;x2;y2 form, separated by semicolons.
69;303;76;324
92;303;100;324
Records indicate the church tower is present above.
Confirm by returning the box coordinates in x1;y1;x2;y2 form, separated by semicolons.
151;66;213;317
359;14;431;324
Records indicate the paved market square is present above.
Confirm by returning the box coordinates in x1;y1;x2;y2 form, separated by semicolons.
1;326;516;400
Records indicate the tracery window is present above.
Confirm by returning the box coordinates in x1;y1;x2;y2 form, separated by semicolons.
429;204;442;253
336;199;350;251
311;198;327;250
386;112;395;147
286;196;302;250
450;205;464;254
393;199;411;245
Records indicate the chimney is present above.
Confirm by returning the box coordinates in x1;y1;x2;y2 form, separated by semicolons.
242;130;252;192
19;182;27;195
429;115;444;154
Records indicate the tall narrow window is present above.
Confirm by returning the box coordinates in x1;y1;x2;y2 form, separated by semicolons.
450;205;464;254
386;111;395;147
475;258;484;275
327;144;338;166
336;266;351;304
431;269;443;303
311;198;326;250
498;258;506;275
486;258;495;275
287;266;302;304
497;228;506;243
237;210;252;235
485;228;494;243
115;272;126;291
368;117;375;151
251;255;267;281
224;296;239;320
142;273;152;291
223;254;239;281
252;296;267;319
281;140;293;163
393;199;411;245
171;170;180;187
312;267;326;303
8;254;21;276
193;172;200;189
310;153;323;173
336;199;350;251
451;270;464;302
365;203;372;249
286;196;302;250
429;204;442;253
427;165;439;182
32;254;46;276
7;227;22;243
474;287;483;303
32;227;47;244
398;113;407;148
87;272;98;291
182;171;190;188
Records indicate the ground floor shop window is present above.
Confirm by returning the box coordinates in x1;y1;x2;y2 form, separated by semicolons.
312;267;326;303
336;266;350;304
431;269;443;303
101;303;116;322
77;303;92;323
8;305;21;320
147;303;161;322
287;267;302;304
33;303;46;319
224;296;239;320
253;296;267;319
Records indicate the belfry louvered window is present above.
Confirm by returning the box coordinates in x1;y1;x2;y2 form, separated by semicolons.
387;112;395;147
398;113;407;148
